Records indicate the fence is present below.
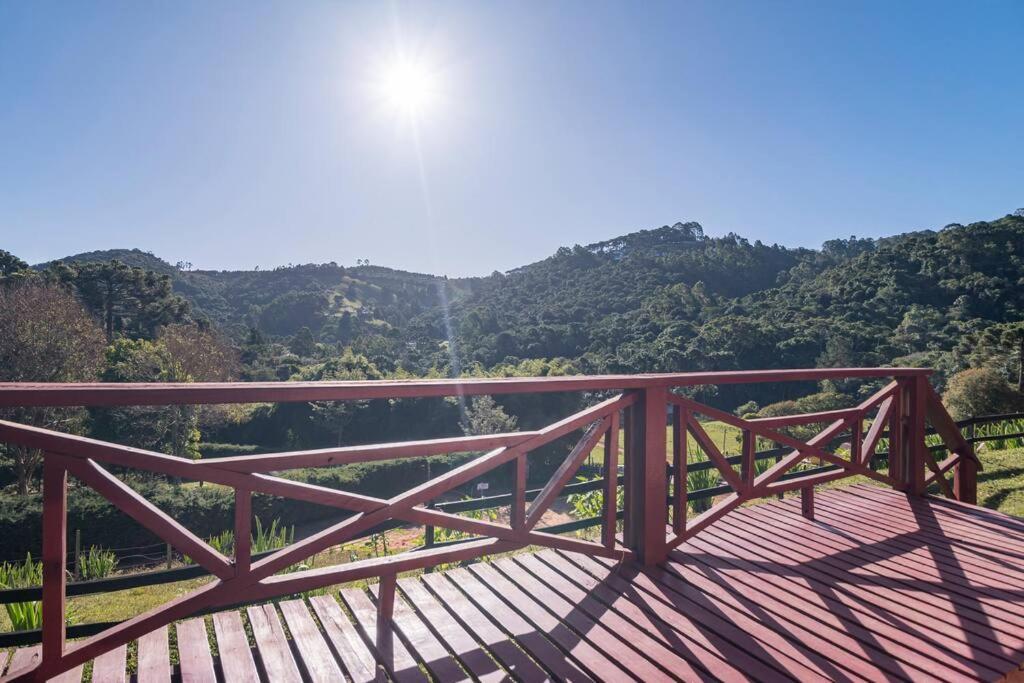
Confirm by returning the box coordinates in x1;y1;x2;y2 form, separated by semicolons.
0;369;979;680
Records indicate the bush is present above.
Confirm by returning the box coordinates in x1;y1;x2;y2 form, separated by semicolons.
0;553;42;631
943;368;1023;420
78;546;118;580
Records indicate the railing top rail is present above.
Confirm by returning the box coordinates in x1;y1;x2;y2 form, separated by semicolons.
0;367;930;407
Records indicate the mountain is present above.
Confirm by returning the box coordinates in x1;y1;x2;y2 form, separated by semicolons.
33;213;1024;393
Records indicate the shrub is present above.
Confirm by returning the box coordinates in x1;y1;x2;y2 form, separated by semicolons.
943;368;1023;420
78;546;118;580
0;553;42;631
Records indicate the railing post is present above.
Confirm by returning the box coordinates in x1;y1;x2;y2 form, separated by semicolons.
801;486;814;520
908;376;928;496
510;453;527;535
376;573;397;656
42;454;68;671
740;430;755;488
603;412;621;549
954;456;978;505
956;416;978;505
234;488;252;576
671;404;686;535
624;386;668;565
890;379;907;490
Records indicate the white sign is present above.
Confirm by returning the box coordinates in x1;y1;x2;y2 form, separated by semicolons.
476;483;489;491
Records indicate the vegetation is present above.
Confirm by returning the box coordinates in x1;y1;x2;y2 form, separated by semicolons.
77;546;118;581
0;553;42;631
3;212;1024;566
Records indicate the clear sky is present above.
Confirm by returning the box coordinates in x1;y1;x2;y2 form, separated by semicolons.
2;1;1022;276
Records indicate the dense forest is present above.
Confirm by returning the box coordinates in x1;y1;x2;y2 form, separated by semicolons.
1;213;1023;550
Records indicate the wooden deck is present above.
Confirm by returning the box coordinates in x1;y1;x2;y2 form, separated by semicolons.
6;484;1024;682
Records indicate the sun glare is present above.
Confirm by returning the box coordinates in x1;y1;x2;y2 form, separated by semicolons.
378;57;438;117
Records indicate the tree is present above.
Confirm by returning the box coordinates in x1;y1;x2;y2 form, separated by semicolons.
965;323;1024;392
289;326;317;357
460;395;518;436
942;368;1022;420
92;338;202;458
0;283;105;494
47;260;190;340
0;250;29;277
159;323;237;381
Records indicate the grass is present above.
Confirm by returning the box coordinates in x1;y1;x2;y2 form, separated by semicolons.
588;420;745;466
974;446;1024;517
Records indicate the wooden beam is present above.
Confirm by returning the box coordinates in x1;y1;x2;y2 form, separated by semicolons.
234;489;252;576
671;405;686;535
860;397;892;466
745;408;862;428
65;458;234;580
687;417;745;493
801;486;814;520
602;411;620;549
208;431;541;473
525;418;608;529
0;368;932;407
42;455;68;667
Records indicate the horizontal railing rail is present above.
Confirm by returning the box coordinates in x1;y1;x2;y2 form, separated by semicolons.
0;368;980;681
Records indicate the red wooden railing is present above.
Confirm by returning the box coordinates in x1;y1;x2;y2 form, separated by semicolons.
0;368;978;681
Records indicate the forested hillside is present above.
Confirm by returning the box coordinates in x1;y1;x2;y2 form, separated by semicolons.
19;214;1024;393
3;212;1023;551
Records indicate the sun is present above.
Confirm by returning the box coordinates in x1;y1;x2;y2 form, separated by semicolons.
377;57;439;117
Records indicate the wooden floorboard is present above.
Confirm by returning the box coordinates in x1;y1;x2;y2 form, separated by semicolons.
309;594;379;683
247;603;302;683
136;626;170;683
279;599;344;682
90;643;126;683
398;576;509;683
340;586;428;683
8;487;1024;683
211;611;259;683
420;571;551;682
687;516;1008;680
176;618;215;683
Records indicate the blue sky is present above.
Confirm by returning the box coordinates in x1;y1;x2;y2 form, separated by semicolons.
2;1;1022;276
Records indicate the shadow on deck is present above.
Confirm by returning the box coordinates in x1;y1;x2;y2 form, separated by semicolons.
5;485;1024;682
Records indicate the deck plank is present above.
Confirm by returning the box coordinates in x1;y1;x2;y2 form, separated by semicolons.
722;501;1024;661
525;551;811;682
776;494;1024;606
501;555;720;682
420;571;549;682
176;617;216;682
808;491;1024;584
246;603;302;683
445;567;593;682
5;646;40;679
824;487;1024;575
468;562;635;681
553;550;863;683
137;626;171;683
686;500;1016;680
369;583;469;682
211;611;259;683
399;577;510;683
309;594;379;683
0;650;8;677
340;586;428;683
278;599;344;682
90;643;127;683
687;523;1004;681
